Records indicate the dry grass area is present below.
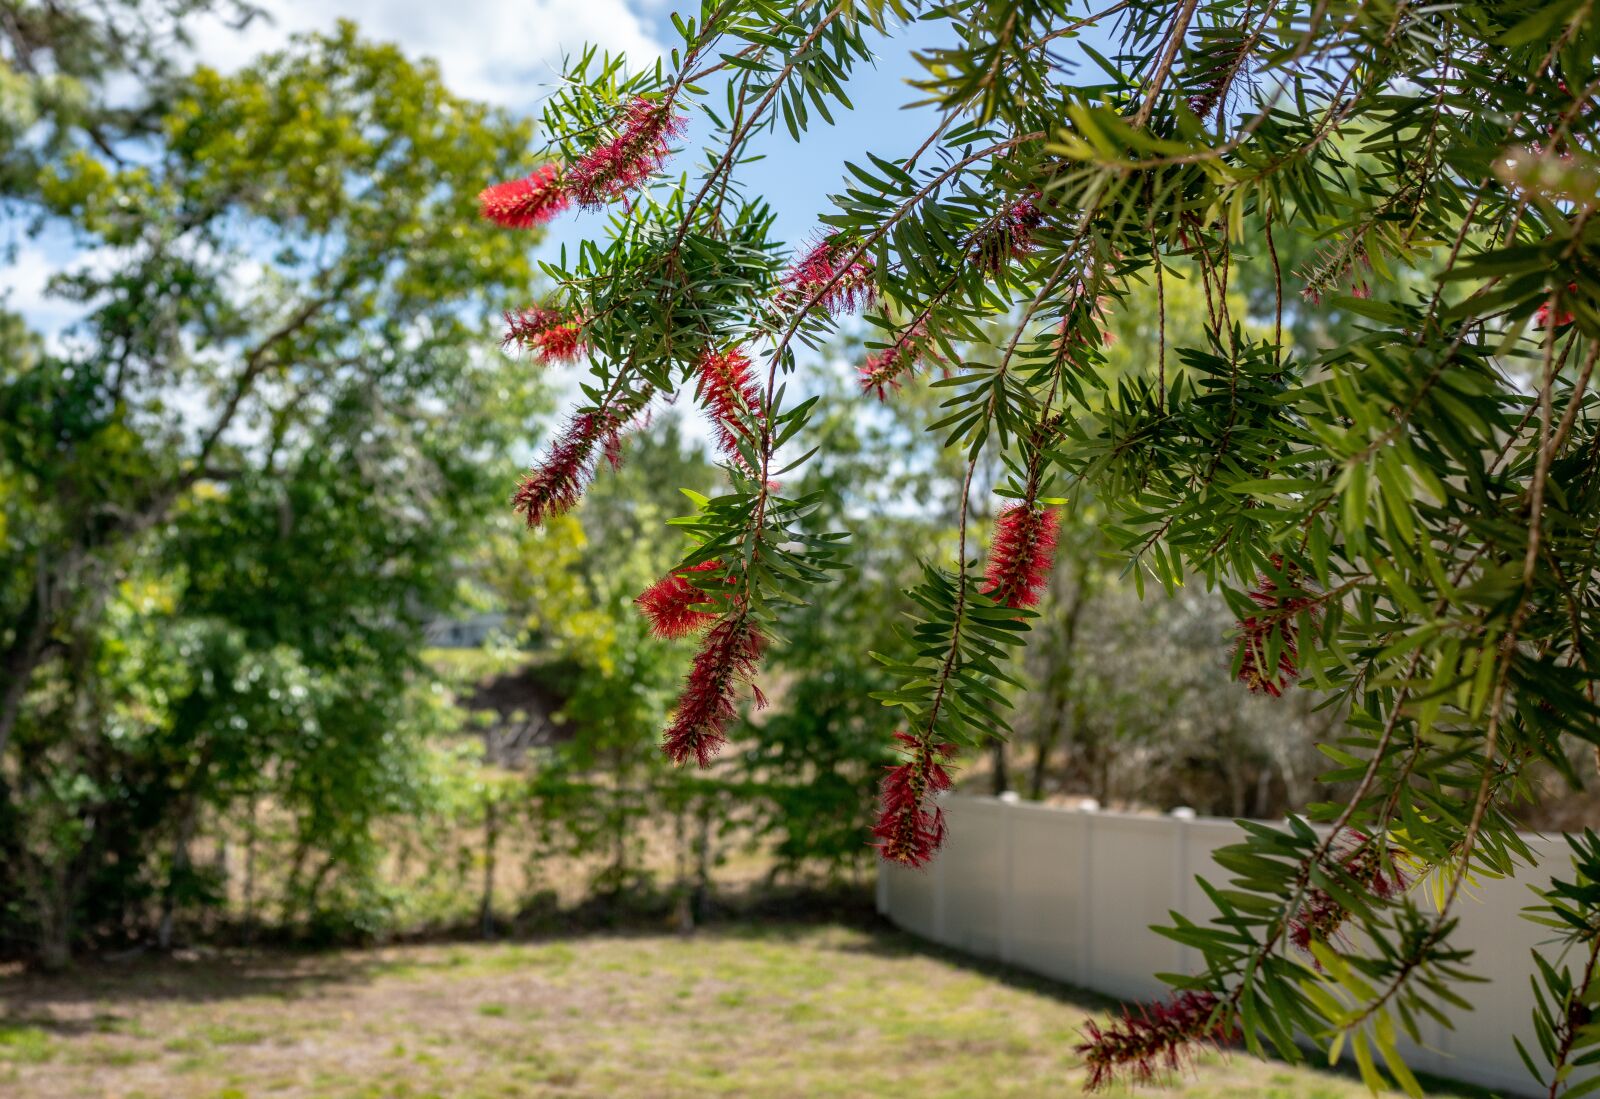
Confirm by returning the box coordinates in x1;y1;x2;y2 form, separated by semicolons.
1;923;1487;1099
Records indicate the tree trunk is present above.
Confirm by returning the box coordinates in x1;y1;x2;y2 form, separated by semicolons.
1254;765;1273;818
1027;571;1089;800
692;803;713;923
28;843;78;972
479;793;498;940
605;747;628;901
990;739;1010;795
38;892;72;972
242;797;259;944
158;795;203;951
156;838;187;951
1228;760;1248;819
673;803;694;934
1094;737;1111;805
1028;711;1064;800
282;834;310;923
208;833;228;938
304;855;335;921
0;585;51;760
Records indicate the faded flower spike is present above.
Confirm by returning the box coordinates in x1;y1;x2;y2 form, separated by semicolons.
783;233;877;315
662;613;766;768
567;96;686;209
1078;990;1231;1091
694;346;763;462
510;411;622;528
859;320;929;400
503;306;587;366
1233;563;1320;697
1289;832;1410;954
972;194;1045;275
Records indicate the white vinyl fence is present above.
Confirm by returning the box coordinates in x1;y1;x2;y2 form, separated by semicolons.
876;795;1586;1097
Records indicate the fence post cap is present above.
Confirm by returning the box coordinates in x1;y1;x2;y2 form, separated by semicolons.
1169;806;1197;820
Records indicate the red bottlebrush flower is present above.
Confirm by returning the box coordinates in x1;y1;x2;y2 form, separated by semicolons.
510;411;620;527
566;96;686;209
477;163;569;228
972;194;1045;275
662;613;766;768
503;306;587;366
981;504;1060;609
1078;990;1231;1091
694;347;763;461
635;560;726;639
535;320;586;364
859;320;929;400
1233;562;1320;697
783;233;877;315
873;731;956;867
1536;282;1578;327
1289;832;1410;954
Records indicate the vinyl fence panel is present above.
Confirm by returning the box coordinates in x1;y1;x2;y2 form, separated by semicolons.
877;795;1580;1098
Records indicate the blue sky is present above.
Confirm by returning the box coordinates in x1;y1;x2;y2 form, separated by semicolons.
6;0;958;339
538;10;952;251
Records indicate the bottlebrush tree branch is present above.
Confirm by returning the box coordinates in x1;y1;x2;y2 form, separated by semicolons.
467;0;1600;1092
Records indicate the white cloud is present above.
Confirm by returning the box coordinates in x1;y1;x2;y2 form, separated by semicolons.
3;241;63;325
190;0;664;108
2;236;132;350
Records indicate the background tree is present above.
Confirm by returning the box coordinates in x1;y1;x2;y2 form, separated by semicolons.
0;22;544;964
0;0;259;192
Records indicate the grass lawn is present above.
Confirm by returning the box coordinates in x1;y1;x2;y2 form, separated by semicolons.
0;922;1488;1098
